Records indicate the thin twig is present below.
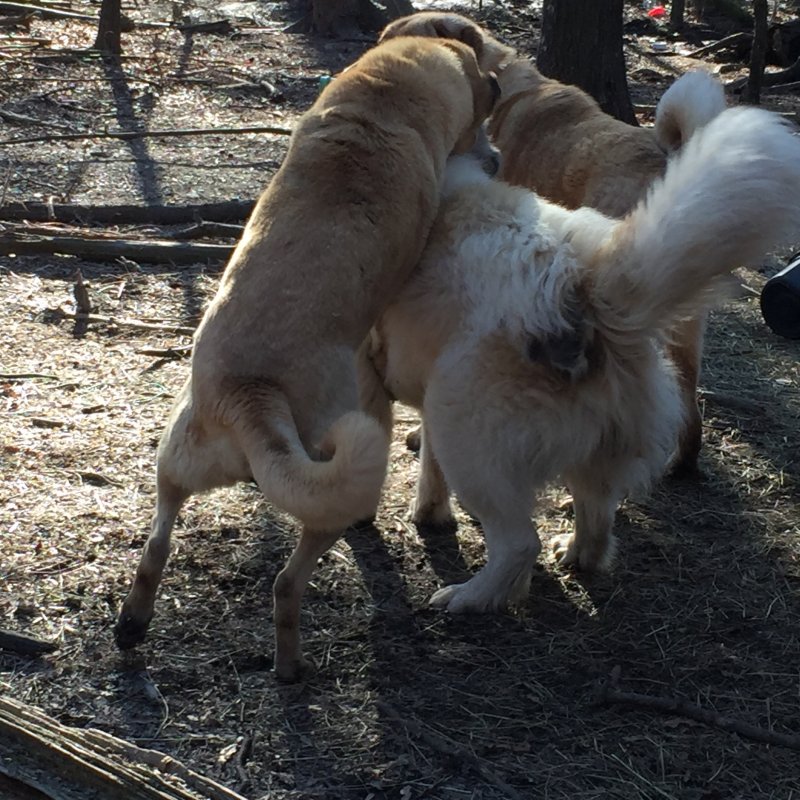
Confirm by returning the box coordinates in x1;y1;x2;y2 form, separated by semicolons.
0;124;292;146
52;309;197;336
596;670;800;752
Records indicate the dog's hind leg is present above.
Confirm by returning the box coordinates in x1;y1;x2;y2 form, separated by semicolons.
411;423;454;526
273;526;342;682
665;313;706;478
114;476;188;649
115;380;250;649
553;469;621;572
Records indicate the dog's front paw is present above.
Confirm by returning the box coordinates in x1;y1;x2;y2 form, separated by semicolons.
430;582;488;613
429;574;526;614
552;533;616;572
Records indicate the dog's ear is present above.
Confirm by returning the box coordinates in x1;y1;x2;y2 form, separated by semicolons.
432;18;486;66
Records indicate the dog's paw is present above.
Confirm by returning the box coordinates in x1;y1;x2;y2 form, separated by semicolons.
113;610;152;650
274;653;317;683
429;577;519;614
552;533;616;572
405;426;422;453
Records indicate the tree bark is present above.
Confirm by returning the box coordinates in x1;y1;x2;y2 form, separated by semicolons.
670;0;686;29
537;0;637;125
744;0;769;103
92;0;121;56
309;0;413;36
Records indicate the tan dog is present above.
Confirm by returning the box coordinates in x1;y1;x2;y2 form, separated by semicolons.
114;36;498;682
379;11;515;73
371;108;800;611
380;11;726;475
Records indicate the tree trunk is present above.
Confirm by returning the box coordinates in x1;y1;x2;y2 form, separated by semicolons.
744;0;769;103
92;0;121;56
671;0;686;29
537;0;637;125
309;0;413;36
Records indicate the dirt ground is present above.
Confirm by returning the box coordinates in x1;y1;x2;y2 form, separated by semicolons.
2;1;800;798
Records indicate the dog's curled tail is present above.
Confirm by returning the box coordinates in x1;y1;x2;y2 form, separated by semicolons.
592;106;800;341
654;71;726;152
226;385;389;532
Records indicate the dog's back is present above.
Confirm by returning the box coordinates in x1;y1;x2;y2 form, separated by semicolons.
490;60;666;216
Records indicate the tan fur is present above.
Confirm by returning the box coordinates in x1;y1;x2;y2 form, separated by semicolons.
369;107;800;611
379;11;515;74
114;36;497;682
382;11;723;475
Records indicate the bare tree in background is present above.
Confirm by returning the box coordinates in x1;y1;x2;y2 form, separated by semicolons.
93;0;122;56
537;0;637;124
744;0;769;102
671;0;686;29
308;0;413;36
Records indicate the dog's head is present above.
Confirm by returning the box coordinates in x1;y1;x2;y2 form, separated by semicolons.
379;12;516;75
427;37;502;155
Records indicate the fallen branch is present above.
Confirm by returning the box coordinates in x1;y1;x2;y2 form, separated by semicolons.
0;628;57;656
760;80;800;93
0;199;255;225
177;19;233;35
596;669;800;752
166;221;244;240
0;232;232;264
0;1;97;22
685;31;751;59
52;309;196;336
0;123;292;146
0;11;33;26
136;344;192;358
376;701;523;800
698;388;761;414
0;107;71;129
0;695;249;800
728;54;800;92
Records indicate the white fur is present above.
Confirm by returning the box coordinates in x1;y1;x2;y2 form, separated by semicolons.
654;70;726;152
376;106;800;613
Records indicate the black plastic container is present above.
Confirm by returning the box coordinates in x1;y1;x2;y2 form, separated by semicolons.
760;254;800;339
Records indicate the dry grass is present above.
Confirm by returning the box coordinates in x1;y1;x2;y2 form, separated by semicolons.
2;1;800;798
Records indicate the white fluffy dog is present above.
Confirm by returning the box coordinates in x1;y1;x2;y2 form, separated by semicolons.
370;107;800;613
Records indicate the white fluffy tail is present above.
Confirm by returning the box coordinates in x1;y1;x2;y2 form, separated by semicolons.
654;71;726;152
592;106;800;339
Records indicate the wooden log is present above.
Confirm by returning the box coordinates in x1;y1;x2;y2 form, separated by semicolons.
0;1;97;21
0;200;255;225
0;696;249;800
0;233;233;264
0;629;57;657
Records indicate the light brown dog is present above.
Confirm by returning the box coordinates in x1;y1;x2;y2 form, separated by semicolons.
379;11;515;73
114;36;498;682
371;108;800;612
380;12;726;475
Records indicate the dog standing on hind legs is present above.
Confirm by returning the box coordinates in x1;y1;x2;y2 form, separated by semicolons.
370;106;800;613
113;36;498;682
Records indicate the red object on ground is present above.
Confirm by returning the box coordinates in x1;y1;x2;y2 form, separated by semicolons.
647;5;666;16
